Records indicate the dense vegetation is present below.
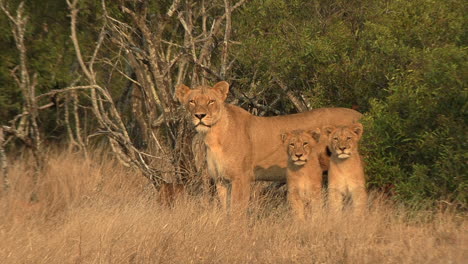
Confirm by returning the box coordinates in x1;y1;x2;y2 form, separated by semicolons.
1;0;466;207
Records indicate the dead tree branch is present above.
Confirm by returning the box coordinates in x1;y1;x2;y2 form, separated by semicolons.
221;0;232;78
273;77;309;112
1;0;252;194
97;0;251;188
67;0;185;186
1;0;44;198
0;128;9;192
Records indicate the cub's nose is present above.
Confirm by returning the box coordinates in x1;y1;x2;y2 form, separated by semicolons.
295;153;303;158
339;147;346;151
194;113;206;120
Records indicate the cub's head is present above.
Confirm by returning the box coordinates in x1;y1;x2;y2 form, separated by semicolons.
323;123;363;159
281;129;321;166
176;81;229;132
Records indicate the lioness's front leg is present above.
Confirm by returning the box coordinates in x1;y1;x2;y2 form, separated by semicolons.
206;152;231;210
230;172;252;215
216;181;230;211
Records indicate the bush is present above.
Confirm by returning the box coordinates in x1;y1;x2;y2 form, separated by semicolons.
362;45;467;207
233;0;467;207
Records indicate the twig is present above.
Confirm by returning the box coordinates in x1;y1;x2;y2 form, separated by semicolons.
0;127;9;192
273;77;309;112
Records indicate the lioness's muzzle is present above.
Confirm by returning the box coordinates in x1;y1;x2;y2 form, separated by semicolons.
194;121;211;128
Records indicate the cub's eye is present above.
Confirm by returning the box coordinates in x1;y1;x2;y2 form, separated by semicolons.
208;99;216;105
347;137;352;140
289;143;295;148
333;137;338;141
303;142;308;146
189;100;195;105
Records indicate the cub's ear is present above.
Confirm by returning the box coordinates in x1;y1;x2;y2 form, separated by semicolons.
280;132;290;144
351;123;364;140
322;126;335;137
175;84;191;104
309;128;321;142
212;81;230;102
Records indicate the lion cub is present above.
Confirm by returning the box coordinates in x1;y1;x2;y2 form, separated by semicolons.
281;129;326;220
323;123;367;213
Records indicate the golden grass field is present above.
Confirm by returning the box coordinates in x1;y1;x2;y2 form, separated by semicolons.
0;150;466;263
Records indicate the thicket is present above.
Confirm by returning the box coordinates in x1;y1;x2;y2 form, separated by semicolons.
0;0;466;207
233;0;467;208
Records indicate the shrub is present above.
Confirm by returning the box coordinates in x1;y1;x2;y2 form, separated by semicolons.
362;45;467;207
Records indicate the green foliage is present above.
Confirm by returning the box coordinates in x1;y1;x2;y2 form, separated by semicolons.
0;0;77;129
362;45;467;207
233;0;467;206
359;0;467;207
232;0;388;110
0;0;109;140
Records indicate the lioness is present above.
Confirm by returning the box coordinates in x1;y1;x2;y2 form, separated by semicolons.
176;81;362;212
282;129;324;220
322;123;367;213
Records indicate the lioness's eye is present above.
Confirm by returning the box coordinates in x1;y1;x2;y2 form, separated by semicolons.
289;143;295;148
189;100;195;105
333;137;338;141
303;142;308;146
208;99;216;105
347;137;352;140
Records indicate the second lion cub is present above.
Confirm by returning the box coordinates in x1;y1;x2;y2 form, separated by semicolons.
323;123;367;213
281;129;327;220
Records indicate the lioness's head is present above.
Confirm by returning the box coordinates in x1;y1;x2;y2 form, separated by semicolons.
323;123;363;159
176;81;229;132
281;129;321;166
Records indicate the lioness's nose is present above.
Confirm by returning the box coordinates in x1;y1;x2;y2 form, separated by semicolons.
295;153;303;158
339;147;346;151
194;113;206;120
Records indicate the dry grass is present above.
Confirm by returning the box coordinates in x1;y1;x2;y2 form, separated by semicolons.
0;150;466;263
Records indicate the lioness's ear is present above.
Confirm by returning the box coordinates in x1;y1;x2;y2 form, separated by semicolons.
175;84;191;104
351;123;364;140
322;126;335;137
212;81;230;101
309;128;321;142
280;132;290;144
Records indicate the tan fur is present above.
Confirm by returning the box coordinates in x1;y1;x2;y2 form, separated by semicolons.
323;123;367;213
282;129;324;220
176;81;362;212
158;183;186;206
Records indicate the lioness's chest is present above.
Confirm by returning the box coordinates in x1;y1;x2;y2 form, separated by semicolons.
205;136;229;177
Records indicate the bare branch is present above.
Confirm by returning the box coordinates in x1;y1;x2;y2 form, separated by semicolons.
232;0;249;11
273;77;309;112
68;0;93;81
1;0;44;199
64;92;79;150
221;0;232;78
0;127;9;192
89;23;107;74
167;0;181;17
